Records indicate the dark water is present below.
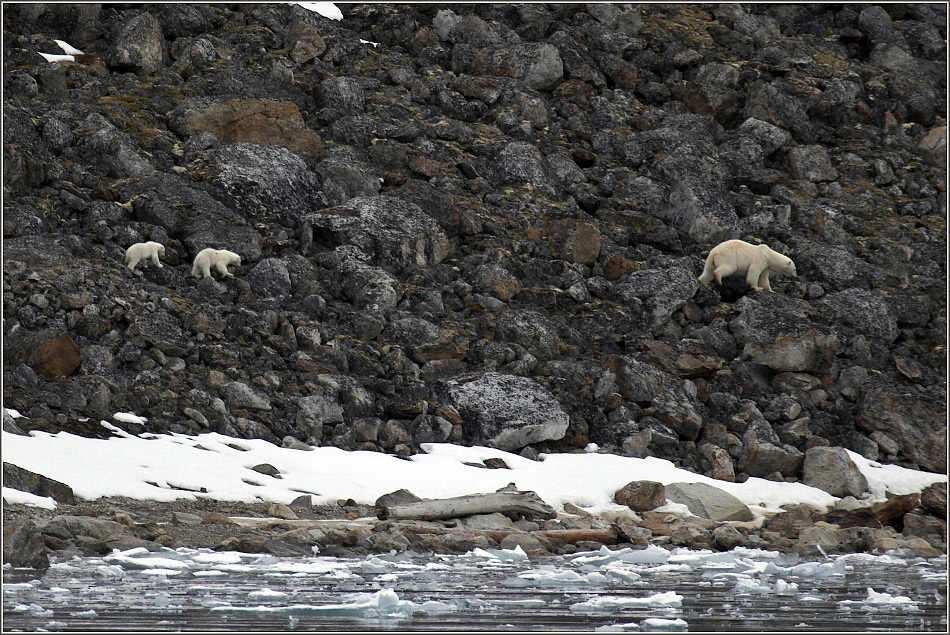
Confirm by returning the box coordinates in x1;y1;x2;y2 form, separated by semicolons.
3;546;946;632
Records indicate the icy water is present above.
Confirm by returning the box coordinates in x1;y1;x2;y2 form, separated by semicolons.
3;545;946;632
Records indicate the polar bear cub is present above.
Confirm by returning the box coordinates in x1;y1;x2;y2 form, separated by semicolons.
125;241;165;271
192;248;242;280
698;239;796;292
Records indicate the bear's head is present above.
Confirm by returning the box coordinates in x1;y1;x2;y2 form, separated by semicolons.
230;252;242;266
779;255;796;277
157;244;166;257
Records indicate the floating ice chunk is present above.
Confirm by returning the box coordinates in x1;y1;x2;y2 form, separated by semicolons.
192;552;245;565
296;2;342;20
774;579;799;595
47;621;68;630
641;618;688;632
644;564;692;574
70;610;97;617
104;554;189;570
154;591;172;607
416;600;458;614
140;568;184;576
212;589;416;617
111;547;150;558
53;39;83;54
113;412;148;424
38;52;74;63
469;545;528;562
570;591;683;612
193;570;228;577
604;566;642;584
763;555;849;579
504;568;609;587
18;603;55;617
863;587;919;609
248;588;288;603
95;564;125;579
3;582;37;593
200;595;232;608
571;545;670;566
732;577;772;594
595;622;641;632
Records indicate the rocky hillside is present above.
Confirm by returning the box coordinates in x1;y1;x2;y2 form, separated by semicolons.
3;4;946;486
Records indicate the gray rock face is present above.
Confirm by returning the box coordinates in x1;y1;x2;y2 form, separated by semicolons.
803;446;868;498
202;143;323;220
315;76;366;113
109;12;164;74
787;145;838;182
494;141;557;197
222;381;272;412
302;196;450;274
295;387;344;441
469;43;563;91
128;310;191;356
665;482;754;522
435;372;570;450
494;310;559;361
614;263;699;328
41;515;129;542
730;297;839;373
3;520;49;569
331;247;403;312
608;355;703;441
814;289;899;343
245;258;292;297
78;113;154;179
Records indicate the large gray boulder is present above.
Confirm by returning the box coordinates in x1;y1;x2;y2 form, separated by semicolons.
108;12;164;74
614;263;699;329
302;196;450;274
803;447;868;498
814;289;899;344
730;297;839;373
201;143;323;220
435;372;570;450
469;43;563;91
665;482;754;522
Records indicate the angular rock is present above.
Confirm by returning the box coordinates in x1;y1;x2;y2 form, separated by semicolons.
171;98;323;160
245;258;292;297
614;480;666;512
665;482;754;522
614;263;699;328
2;463;75;504
814;289;898;344
302;197;450;274
3;520;49;569
802;447;868;498
129;311;191;356
787;145;838;182
4;328;80;378
471;264;521;302
222;381;272;412
470;43;563;91
202;143;323;221
730;297;839;373
435;372;570;451
41;515;130;542
921;482;947;518
108;12;164;74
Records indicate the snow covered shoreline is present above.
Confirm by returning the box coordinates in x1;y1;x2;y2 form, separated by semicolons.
3;411;946;568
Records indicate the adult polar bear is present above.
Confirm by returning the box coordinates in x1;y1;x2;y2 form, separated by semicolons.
698;239;796;292
125;241;165;271
192;248;242;279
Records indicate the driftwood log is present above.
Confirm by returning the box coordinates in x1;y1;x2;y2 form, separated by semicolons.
388;522;619;546
377;490;557;521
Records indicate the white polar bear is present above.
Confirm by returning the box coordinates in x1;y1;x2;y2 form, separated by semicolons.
192;248;242;280
125;241;165;271
698;239;796;292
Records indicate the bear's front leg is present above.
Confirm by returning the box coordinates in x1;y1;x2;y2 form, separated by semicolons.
151;254;163;268
757;269;773;292
216;263;234;278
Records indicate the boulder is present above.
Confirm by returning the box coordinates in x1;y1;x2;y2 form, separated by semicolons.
738;423;803;478
435;372;570;451
171;98;323;160
244;258;292;297
222;381;272;412
614;480;666;512
108;12;164;74
614;263;699;328
493;141;558;197
302;196;450;274
128;311;191;356
471;264;521;302
2;463;75;504
857;379;946;473
730;297;839;373
664;482;754;522
4;328;80;378
871;493;920;528
787;145;838;182
469;43;563;91
921;482;947;518
201;143;323;221
814;289;898;344
532;219;601;266
77;113;154;179
331;247;403;312
802;447;868;498
41;515;130;542
3;520;49;569
315;76;365;113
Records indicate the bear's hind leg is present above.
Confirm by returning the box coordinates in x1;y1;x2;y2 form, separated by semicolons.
698;259;716;285
713;260;737;285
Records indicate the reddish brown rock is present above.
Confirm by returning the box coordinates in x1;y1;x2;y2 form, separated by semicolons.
872;493;920;528
614;480;666;512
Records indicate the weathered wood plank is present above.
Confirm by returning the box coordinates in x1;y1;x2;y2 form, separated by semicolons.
377;490;557;521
